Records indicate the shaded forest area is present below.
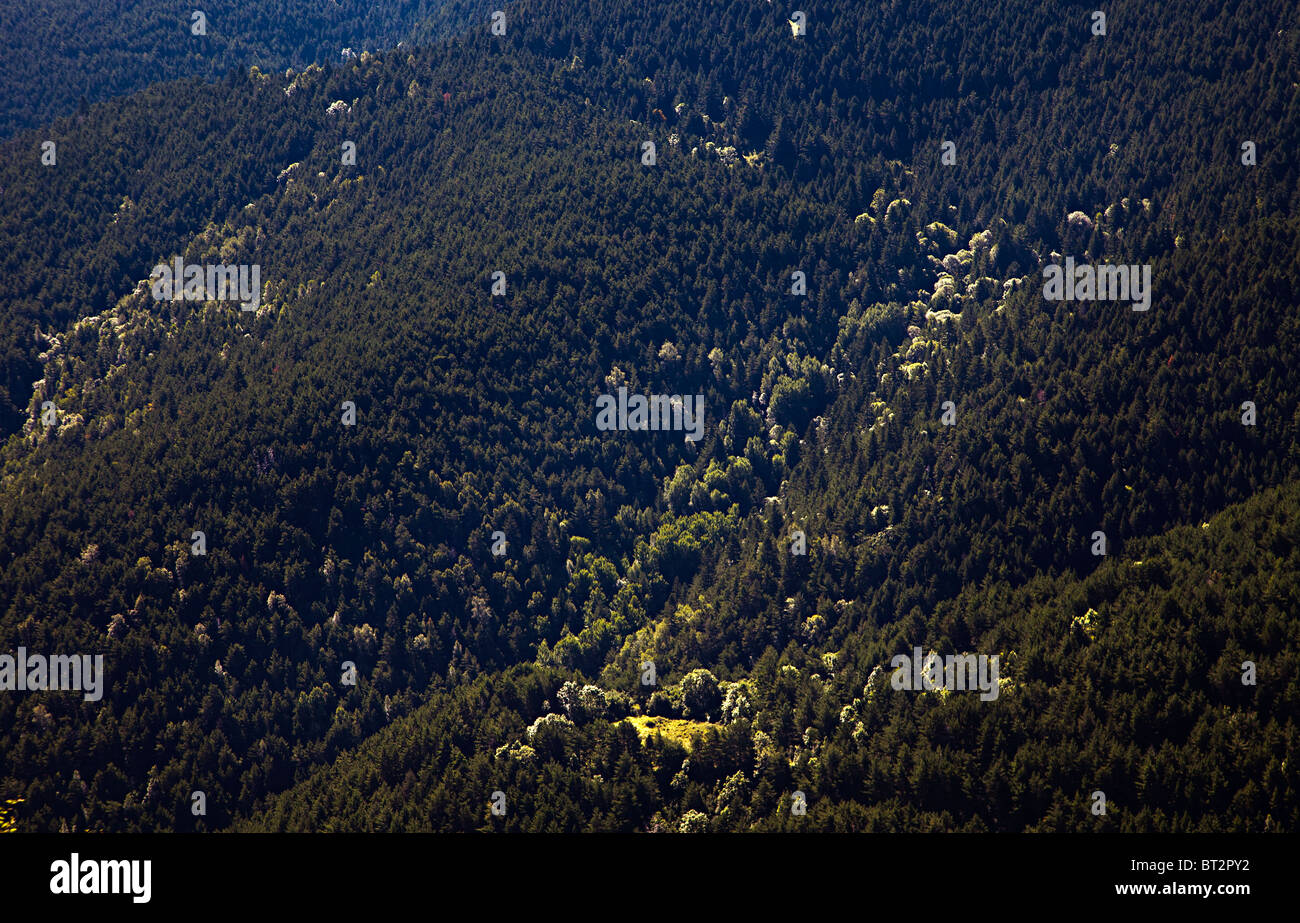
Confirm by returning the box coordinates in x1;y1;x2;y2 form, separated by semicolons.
0;0;488;137
0;0;1297;831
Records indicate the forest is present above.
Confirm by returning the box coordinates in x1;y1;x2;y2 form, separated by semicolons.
0;0;488;137
0;0;1296;832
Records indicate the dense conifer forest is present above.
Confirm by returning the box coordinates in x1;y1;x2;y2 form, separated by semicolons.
0;0;1297;833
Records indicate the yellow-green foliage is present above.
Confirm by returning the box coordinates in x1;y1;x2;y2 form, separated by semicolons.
1073;606;1100;641
0;799;21;833
624;716;720;751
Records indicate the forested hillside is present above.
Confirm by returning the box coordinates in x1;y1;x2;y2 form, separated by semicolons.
0;0;481;136
1;0;1296;833
246;479;1300;832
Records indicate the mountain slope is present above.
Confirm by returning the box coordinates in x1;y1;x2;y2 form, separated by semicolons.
244;478;1300;832
0;0;1297;832
0;0;485;136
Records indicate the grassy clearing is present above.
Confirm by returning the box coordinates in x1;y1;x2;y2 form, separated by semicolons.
623;716;721;751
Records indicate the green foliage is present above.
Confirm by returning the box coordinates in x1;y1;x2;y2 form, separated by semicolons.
1;0;1298;834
